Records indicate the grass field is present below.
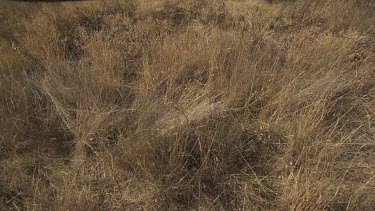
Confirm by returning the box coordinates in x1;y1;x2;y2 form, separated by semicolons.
0;0;374;210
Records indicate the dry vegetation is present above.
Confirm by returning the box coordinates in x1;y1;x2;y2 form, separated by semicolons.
0;0;374;210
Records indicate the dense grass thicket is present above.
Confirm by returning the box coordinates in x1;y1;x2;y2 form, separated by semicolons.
1;0;374;210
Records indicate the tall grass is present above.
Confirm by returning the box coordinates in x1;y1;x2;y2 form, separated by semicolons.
1;0;374;210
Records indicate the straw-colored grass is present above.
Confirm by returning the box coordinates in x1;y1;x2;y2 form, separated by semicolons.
1;0;374;210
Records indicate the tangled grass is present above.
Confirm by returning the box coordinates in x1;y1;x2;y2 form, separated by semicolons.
1;0;374;210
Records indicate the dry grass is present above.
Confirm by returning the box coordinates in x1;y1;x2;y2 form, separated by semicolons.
0;0;374;210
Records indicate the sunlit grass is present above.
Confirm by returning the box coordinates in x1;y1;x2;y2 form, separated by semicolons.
1;0;374;210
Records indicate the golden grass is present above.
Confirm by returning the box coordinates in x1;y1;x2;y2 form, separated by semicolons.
1;0;374;210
